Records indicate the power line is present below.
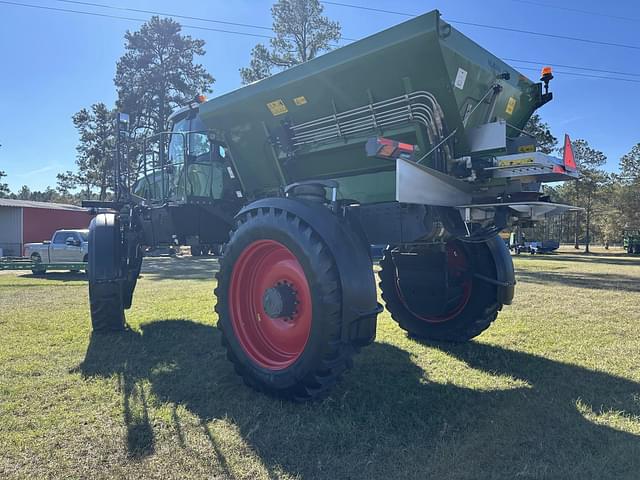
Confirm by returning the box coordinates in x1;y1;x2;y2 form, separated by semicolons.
1;0;639;85
451;19;640;52
511;0;640;24
503;58;640;78
321;0;640;51
54;0;275;31
322;0;411;17
0;0;274;39
52;0;359;41
512;66;640;84
41;0;640;78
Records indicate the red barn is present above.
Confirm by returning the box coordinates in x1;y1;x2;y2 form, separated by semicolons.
0;199;93;256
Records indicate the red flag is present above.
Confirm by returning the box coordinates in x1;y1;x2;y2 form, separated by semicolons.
563;134;576;170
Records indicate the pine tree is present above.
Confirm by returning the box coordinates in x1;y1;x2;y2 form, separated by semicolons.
0;171;10;198
523;114;558;154
240;0;341;84
115;16;214;134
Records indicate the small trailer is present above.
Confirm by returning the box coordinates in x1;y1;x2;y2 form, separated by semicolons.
508;230;560;254
0;256;87;275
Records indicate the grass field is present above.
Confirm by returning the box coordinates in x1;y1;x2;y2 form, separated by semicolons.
1;250;639;479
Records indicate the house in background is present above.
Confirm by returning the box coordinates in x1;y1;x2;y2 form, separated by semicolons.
0;199;92;256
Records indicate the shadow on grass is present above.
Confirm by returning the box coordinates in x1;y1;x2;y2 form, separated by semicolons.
80;320;640;478
17;271;87;282
517;269;640;293
140;257;219;281
514;252;640;267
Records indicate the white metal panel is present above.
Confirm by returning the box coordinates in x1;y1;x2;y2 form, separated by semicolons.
467;120;507;154
396;158;472;207
0;206;23;255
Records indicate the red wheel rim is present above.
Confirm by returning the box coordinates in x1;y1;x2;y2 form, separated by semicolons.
395;243;472;323
229;240;312;370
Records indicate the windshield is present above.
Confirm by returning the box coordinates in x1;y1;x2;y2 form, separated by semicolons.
78;231;89;241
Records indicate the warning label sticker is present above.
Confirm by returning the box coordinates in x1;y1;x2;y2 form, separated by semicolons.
498;157;534;167
293;96;307;106
505;96;516;115
454;68;467;90
267;99;288;116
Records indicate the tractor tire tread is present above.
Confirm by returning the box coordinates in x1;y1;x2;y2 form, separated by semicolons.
89;281;126;332
215;206;355;401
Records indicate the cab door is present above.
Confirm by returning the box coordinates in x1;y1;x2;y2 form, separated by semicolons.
51;231;81;262
50;231;69;262
64;232;83;262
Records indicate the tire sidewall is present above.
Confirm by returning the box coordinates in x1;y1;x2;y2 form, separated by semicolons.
218;211;337;390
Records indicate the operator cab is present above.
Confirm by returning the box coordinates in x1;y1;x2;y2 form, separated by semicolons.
133;105;241;205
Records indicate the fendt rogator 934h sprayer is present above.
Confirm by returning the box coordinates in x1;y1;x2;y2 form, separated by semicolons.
84;10;578;400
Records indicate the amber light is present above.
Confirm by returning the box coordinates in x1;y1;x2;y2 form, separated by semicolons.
541;66;553;76
196;94;207;103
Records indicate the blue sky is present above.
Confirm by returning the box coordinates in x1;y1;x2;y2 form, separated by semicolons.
0;0;638;191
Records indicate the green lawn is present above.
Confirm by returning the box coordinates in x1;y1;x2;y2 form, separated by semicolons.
1;252;639;479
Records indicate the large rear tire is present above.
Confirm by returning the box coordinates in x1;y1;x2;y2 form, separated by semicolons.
378;240;503;342
215;207;355;401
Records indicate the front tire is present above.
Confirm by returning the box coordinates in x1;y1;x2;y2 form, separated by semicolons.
30;253;46;275
88;214;126;332
89;281;126;331
216;207;354;401
379;240;503;342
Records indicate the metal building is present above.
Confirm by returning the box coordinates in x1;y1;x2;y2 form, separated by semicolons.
0;199;92;256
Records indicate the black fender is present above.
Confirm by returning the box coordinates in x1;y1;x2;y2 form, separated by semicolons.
88;213;123;282
482;235;516;305
88;213;142;309
236;198;380;346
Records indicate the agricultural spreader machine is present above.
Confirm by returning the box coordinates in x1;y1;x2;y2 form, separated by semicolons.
84;11;578;400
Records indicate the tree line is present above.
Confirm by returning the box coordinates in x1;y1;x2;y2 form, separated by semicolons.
522;116;640;250
1;0;638;251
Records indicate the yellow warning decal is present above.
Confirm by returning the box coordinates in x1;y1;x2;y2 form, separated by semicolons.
505;97;516;115
498;157;534;167
267;99;288;116
518;144;536;153
293;96;307;106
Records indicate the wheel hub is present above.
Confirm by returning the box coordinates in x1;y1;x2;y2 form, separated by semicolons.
228;239;313;370
262;282;298;319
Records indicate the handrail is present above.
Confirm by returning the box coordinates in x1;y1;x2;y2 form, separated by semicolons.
289;90;451;164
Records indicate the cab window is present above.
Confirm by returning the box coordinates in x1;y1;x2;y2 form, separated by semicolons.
188;115;210;158
52;232;67;244
168;118;189;165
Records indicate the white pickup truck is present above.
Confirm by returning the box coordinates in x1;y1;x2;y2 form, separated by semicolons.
23;229;89;273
